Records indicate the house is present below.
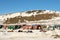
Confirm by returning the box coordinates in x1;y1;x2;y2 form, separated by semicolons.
0;25;3;29
53;25;60;30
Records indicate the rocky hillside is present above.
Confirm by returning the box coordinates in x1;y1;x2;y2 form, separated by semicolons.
0;10;60;24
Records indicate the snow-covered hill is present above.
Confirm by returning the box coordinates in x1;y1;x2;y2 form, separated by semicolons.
0;10;60;25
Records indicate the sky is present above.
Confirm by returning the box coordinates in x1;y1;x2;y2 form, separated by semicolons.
0;0;60;14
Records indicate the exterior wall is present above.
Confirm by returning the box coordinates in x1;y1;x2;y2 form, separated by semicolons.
33;25;38;30
3;25;7;29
